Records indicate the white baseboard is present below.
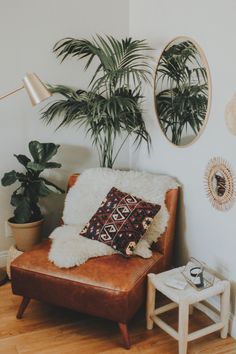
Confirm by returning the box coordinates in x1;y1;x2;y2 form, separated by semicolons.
0;250;8;268
206;296;236;339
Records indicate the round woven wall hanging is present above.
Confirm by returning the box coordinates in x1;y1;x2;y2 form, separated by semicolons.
204;157;235;211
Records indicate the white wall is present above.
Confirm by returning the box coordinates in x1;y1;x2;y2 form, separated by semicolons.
129;0;236;329
1;0;236;335
0;0;129;251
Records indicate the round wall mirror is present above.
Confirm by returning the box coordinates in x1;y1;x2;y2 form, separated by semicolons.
154;36;211;146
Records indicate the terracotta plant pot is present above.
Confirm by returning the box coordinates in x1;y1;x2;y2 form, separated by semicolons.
8;218;44;252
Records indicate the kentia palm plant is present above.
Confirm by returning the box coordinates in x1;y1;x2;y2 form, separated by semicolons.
42;35;152;168
156;40;208;145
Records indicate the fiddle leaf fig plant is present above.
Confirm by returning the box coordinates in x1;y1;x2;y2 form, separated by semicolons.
1;141;65;224
42;35;152;168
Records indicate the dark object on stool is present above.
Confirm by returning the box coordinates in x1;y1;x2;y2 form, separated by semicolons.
11;174;179;349
0;269;8;286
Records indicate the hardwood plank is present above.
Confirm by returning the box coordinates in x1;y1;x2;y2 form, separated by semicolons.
0;282;235;353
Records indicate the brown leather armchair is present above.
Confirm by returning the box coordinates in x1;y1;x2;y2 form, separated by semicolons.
11;174;179;349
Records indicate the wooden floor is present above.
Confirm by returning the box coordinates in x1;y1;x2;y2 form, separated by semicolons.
0;282;236;354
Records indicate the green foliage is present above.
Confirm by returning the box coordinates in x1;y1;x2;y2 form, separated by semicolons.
1;141;65;224
156;40;208;145
42;35;152;168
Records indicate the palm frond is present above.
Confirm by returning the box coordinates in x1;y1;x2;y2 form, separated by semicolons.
53;35;152;92
42;86;92;130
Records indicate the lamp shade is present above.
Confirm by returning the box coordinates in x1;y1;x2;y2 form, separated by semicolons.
23;73;52;106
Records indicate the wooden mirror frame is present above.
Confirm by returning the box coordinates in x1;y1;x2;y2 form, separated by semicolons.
154;36;212;148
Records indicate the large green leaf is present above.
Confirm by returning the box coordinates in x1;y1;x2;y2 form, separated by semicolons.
13;198;32;224
14;154;31;168
16;172;29;182
40;177;65;194
1;170;17;186
30;203;42;221
11;192;24;207
35;181;51;197
26;180;62;199
29;141;60;163
27;161;61;172
44;162;61;169
23;185;39;204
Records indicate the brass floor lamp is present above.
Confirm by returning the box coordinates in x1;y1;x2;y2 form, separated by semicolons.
0;73;51;285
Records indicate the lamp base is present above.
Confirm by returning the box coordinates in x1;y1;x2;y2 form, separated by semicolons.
0;268;8;286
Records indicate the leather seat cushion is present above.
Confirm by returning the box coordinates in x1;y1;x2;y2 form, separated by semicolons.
11;240;164;323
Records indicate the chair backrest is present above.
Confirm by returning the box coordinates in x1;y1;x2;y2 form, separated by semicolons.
157;188;179;269
67;173;179;269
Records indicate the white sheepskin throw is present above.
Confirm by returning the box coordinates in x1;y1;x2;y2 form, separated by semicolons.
49;168;179;268
49;225;115;268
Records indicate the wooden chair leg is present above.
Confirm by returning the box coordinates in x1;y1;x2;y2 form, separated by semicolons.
118;323;130;349
16;297;30;319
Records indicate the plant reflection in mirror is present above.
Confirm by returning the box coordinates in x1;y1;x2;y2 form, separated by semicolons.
156;40;208;145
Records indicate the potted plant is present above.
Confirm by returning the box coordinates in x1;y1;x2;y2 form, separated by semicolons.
1;141;65;251
42;35;152;168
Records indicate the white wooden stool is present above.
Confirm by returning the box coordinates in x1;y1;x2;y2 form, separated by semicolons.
146;267;230;354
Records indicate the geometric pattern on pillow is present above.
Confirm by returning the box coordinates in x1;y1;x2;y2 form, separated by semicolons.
80;187;161;257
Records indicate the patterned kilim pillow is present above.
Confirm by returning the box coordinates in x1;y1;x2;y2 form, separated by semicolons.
80;187;161;257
